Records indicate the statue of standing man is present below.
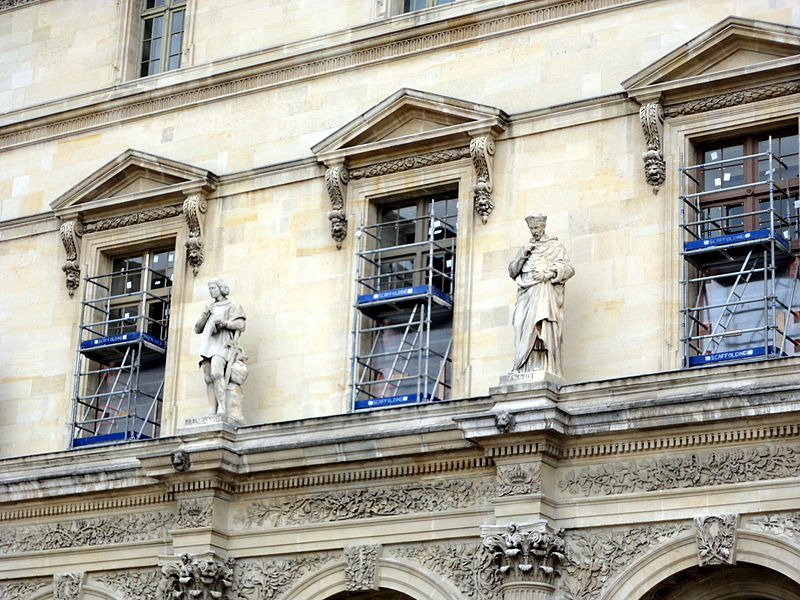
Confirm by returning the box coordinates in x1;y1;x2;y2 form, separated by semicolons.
508;215;574;377
195;278;246;422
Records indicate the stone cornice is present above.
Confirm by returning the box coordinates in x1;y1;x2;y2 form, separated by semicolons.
0;0;648;151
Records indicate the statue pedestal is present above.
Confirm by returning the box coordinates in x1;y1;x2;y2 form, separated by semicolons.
178;414;240;435
490;370;565;395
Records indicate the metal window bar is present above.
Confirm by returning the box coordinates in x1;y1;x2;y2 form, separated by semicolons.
679;138;800;367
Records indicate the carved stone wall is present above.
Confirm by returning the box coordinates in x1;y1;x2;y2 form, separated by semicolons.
344;544;381;591
695;514;737;566
232;553;337;600
0;578;49;600
176;497;214;529
495;463;541;496
94;568;161;600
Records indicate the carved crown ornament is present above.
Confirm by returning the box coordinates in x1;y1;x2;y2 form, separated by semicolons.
623;17;800;193
312;88;508;246
50;149;218;295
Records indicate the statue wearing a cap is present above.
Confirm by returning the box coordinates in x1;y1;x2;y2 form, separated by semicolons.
508;214;574;376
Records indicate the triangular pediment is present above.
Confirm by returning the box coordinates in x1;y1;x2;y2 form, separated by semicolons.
623;17;800;96
51;149;217;217
313;89;507;164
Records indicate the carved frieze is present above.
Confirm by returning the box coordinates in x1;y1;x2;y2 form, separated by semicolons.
482;522;564;588
747;511;800;541
159;553;234;600
0;510;175;554
83;205;183;233
561;523;688;600
639;102;666;194
176;498;213;529
344;544;381;591
324;165;349;248
470;136;496;224
0;579;49;600
238;479;492;527
392;542;500;600
54;572;84;600
665;80;800;117
95;568;161;600
232;553;336;600
59;219;83;296
695;514;737;566
349;147;471;179
183;192;208;275
559;445;800;496
495;463;541;497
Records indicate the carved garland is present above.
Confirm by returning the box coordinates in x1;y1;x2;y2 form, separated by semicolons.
232;553;337;600
94;569;161;600
344;544;381;591
748;511;800;540
0;579;49;600
695;514;737;566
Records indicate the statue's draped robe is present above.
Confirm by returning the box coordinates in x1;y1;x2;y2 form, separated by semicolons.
196;299;246;365
510;235;574;375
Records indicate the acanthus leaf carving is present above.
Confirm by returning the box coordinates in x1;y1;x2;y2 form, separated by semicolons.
54;572;84;600
158;553;234;600
495;463;541;497
324;166;349;249
183;191;208;275
665;80;800;117
747;511;800;541
695;514;737;566
237;479;492;528
95;568;161;600
59;219;83;296
391;541;500;600
0;579;49;600
481;522;564;588
344;544;381;591
561;523;688;600
559;445;800;496
470;136;496;224
349;147;471;179
639;102;666;194
176;497;214;529
231;553;337;600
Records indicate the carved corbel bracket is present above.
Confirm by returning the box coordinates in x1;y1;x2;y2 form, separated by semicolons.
159;553;235;600
325;165;350;249
183;189;208;275
470;135;496;224
59;219;84;296
639;102;666;194
54;572;85;600
695;514;737;566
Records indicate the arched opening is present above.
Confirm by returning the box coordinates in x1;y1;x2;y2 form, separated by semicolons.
325;591;418;600
640;563;800;600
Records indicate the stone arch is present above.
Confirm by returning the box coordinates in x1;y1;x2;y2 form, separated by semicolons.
599;530;800;600
285;557;467;600
28;583;120;600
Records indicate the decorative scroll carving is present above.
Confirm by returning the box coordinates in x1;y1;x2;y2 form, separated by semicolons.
171;450;191;472
0;510;175;554
561;523;688;600
0;0;40;10
232;553;336;600
482;523;564;588
559;445;800;496
695;514;737;566
748;512;800;540
392;542;500;600
495;410;516;433
183;192;208;275
495;463;541;497
83;205;183;233
665;80;800;117
176;498;213;529
159;553;235;600
0;579;49;600
344;544;381;591
95;569;161;600
349;147;471;179
54;573;84;600
238;479;492;527
59;219;83;296
639;102;666;194
471;136;496;224
324;166;349;248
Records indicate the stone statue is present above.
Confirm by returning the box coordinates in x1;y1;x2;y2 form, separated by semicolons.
195;278;246;421
508;215;574;376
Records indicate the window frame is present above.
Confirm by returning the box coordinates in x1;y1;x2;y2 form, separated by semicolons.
139;0;187;78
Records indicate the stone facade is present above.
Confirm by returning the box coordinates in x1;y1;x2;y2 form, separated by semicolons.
1;1;800;600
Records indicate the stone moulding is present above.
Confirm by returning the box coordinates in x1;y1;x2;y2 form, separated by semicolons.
481;522;565;587
159;553;235;600
665;80;800;117
183;191;208;275
558;444;800;496
236;478;493;527
0;0;642;150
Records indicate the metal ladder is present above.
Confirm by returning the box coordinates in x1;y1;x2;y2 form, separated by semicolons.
379;304;422;397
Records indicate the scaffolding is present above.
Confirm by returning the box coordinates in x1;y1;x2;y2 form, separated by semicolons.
351;201;456;410
680;137;800;367
70;263;169;446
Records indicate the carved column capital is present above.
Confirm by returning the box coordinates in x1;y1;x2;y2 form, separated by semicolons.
344;544;381;591
482;521;564;600
54;572;84;600
324;165;349;248
639;102;666;194
183;190;209;276
695;514;737;566
470;135;496;224
59;219;84;296
159;553;235;600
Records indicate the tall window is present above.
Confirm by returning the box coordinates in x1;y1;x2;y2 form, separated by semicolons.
72;247;174;446
402;0;457;13
140;0;186;77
